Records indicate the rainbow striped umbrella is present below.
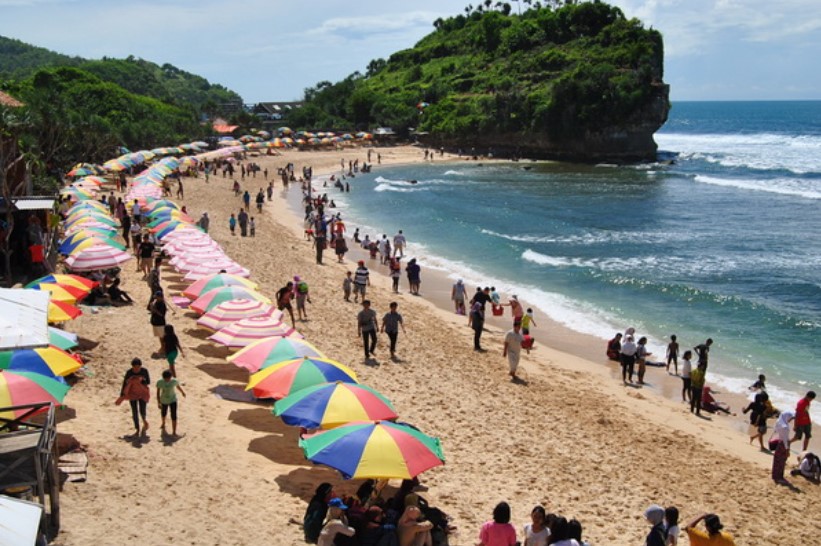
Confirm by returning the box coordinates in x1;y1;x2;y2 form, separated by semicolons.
0;370;71;420
273;382;396;429
65;245;132;271
183;274;258;300
209;316;301;348
63;236;126;255
196;299;280;331
189;286;270;314
247;357;358;400
299;421;445;480
29;283;88;304
228;337;325;373
26;274;96;292
0;346;82;379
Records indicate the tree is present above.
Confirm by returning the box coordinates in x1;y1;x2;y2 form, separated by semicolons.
0;104;31;284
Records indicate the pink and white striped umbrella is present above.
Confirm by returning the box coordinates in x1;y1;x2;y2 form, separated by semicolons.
65;244;132;271
197;299;281;331
209;315;301;348
183;262;250;281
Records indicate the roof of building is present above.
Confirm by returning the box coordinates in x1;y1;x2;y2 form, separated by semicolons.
0;90;24;108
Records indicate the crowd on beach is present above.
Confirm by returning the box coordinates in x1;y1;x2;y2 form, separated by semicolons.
46;143;821;546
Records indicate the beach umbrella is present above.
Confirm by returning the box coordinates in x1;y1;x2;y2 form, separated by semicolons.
61;237;125;256
0;346;82;378
48;327;78;351
228;337;325;373
196;299;280;331
26;274;97;292
209;316;301;348
0;370;71;419
189;286;271;315
183;262;251;281
273;382;396;429
29;283;88;304
246;357;358;400
299;421;445;480
47;301;82;324
183;274;259;300
66;167;95;177
65;245;132;271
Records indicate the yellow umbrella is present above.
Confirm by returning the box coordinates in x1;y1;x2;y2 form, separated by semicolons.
32;283;87;304
47;301;82;324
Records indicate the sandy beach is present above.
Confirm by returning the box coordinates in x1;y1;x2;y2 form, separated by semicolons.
53;144;820;546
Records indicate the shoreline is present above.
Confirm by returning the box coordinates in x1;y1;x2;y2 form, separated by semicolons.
275;153;819;456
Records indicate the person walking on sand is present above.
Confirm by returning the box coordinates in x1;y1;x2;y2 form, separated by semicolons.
389;257;402;292
294;276;312;321
357;300;378;360
137;234;155;279
156;369;186;436
238;208;249;237
198;212;210;233
506;295;524;326
471;299;486;352
381;301;406;359
313;226;327;265
353;260;370;303
743;391;769;451
521;308;537;337
772;410;796;484
229;213;236;235
683;513;735;546
249;217;256;237
406;258;421;295
117;357;150;437
162;324;185;378
342;271;353;302
666;334;679;374
276;281;296;325
452;279;467;315
242;189;250;210
790;391;816;451
503;321;524;379
149;291;168;355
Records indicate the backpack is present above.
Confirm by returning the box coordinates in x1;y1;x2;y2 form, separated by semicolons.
297;281;309;294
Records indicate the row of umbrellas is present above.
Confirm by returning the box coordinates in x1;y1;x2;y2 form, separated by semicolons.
58;142;444;480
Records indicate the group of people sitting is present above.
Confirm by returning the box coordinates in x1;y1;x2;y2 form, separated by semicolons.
303;479;454;546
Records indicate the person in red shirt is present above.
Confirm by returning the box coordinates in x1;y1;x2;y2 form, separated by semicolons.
791;391;816;451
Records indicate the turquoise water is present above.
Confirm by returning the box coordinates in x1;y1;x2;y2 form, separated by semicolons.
319;101;821;422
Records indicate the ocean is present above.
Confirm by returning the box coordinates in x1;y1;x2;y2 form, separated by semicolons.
317;101;821;422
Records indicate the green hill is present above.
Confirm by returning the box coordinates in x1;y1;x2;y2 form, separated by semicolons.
290;1;670;162
0;35;242;114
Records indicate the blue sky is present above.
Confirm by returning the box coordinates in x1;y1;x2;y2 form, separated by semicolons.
1;0;819;102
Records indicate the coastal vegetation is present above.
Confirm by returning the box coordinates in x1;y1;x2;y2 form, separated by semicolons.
290;1;669;161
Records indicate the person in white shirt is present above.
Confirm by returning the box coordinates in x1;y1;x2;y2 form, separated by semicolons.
393;229;406;257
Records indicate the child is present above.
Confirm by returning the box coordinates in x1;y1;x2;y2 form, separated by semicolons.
521;308;537;335
250;217;256;237
664;506;679;546
666;334;679;375
343;271;353;302
156;369;186;436
680;350;692;402
163;324;185;378
229;213;237;235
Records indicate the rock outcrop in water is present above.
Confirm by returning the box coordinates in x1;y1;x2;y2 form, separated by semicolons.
290;2;670;163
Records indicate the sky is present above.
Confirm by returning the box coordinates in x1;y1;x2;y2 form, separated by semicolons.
1;0;819;103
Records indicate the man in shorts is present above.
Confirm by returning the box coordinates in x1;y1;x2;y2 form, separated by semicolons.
137;234;155;278
357;300;378;360
353;260;370;303
276;281;295;325
393;230;406;258
791;391;816;451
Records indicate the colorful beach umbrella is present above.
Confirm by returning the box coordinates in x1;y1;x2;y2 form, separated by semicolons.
189;286;271;315
209;316;301;348
29;283;88;304
26;274;96;292
228;337;325;373
273;382;396;429
65;245;132;271
246;357;358;400
0;346;82;378
0;370;71;420
182;273;258;300
299;421;445;480
196;299;280;331
47;301;82;324
48;327;79;351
